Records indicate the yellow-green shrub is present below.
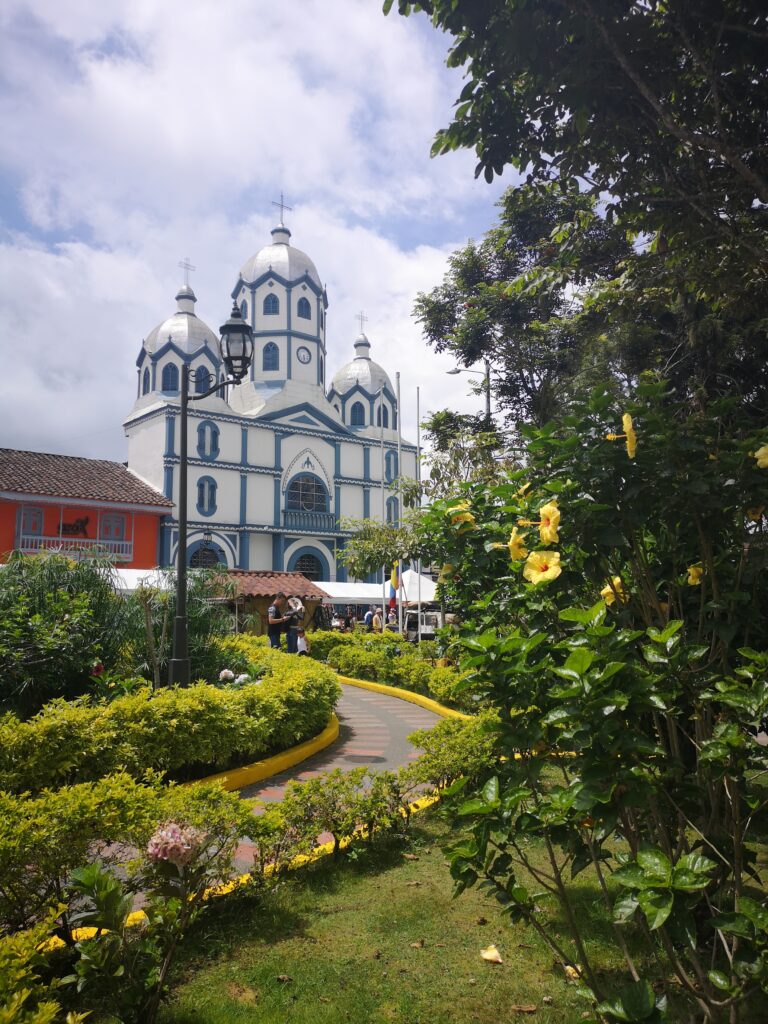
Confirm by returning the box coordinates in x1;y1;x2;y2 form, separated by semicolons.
0;652;340;794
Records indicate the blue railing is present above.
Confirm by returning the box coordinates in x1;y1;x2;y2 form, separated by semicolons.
283;509;337;532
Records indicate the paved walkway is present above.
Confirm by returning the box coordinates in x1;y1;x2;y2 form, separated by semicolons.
232;683;443;870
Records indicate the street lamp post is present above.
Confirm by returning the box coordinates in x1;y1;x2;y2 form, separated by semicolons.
167;302;254;686
447;358;492;423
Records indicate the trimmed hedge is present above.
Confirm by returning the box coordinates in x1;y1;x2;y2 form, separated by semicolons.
326;645;478;712
0;648;340;794
303;629;403;664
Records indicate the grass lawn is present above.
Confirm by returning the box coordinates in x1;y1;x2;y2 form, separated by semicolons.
160;814;621;1024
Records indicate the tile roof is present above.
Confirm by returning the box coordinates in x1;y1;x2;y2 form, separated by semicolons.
229;570;329;601
0;449;173;508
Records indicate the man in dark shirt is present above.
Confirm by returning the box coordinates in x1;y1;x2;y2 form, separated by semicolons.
267;593;288;649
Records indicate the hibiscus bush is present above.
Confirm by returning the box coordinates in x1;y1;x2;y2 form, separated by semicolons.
423;382;768;1023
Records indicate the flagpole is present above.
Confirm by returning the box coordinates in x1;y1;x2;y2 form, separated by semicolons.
379;385;386;618
416;385;421;644
396;371;403;635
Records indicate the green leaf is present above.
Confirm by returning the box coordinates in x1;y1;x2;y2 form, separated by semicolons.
637;889;674;930
737;897;768;933
613;893;639;923
637;848;672;884
707;970;732;992
482;776;500;805
564;649;596;677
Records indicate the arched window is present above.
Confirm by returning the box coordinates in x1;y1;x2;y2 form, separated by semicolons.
142;367;150;395
386;496;399;525
263;342;279;372
286;474;328;513
377;404;389;428
297;296;311;320
240;299;248;320
294;552;323;581
190;546;223;568
196;421;220;460
194;365;209;394
263;293;279;315
385;450;398;483
350;401;365;426
161;363;179;392
196;476;217;516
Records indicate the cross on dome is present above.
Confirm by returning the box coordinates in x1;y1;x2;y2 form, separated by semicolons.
177;257;196;286
271;191;293;227
356;311;368;334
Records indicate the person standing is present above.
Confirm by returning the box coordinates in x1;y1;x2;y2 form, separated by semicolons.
364;605;374;632
372;606;383;633
267;593;288;649
296;628;310;656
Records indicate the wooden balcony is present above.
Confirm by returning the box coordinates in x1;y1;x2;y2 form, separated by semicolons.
282;510;337;533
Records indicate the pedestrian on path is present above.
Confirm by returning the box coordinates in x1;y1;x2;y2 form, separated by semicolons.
364;605;374;631
296;628;310;656
372;606;383;633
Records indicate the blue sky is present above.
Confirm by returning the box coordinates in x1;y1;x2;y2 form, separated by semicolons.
0;0;510;459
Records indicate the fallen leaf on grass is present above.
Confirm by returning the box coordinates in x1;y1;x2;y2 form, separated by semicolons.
319;997;331;1004
435;942;447;948
468;977;477;986
510;1006;537;1014
480;945;503;964
276;975;293;984
403;853;420;861
406;881;422;887
564;965;581;980
409;939;425;948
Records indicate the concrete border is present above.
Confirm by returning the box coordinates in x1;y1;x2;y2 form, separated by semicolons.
336;673;471;721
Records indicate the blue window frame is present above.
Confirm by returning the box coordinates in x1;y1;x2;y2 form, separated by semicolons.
386;496;399;525
385;450;398;483
161;363;179;392
142;367;150;395
350;401;365;426
194;365;209;394
100;514;125;541
21;506;43;536
240;299;248;320
377;404;389;428
297;296;311;320
263;293;279;315
196;421;220;460
263;342;279;371
286;474;328;512
196;476;217;516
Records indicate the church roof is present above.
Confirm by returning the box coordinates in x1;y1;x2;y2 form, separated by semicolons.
239;225;321;287
143;284;220;356
330;332;393;396
0;449;172;508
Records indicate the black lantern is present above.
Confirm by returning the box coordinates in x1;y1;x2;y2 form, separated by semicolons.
219;302;254;382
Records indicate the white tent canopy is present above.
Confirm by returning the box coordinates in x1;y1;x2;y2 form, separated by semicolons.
400;568;437;604
317;570;437;607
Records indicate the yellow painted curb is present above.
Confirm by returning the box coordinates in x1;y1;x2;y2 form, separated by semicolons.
193;712;341;792
337;674;471;720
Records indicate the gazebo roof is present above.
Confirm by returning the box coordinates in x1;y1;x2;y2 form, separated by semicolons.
229;570;329;602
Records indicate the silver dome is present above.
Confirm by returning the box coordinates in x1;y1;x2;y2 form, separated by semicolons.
143;286;219;355
330;333;393;396
239;225;321;287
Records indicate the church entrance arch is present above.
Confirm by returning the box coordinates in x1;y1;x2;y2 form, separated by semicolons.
187;539;227;567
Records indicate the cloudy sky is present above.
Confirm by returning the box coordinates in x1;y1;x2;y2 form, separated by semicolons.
0;0;511;460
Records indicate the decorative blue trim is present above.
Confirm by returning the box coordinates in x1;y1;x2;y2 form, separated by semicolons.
237;268;323;297
260;401;354;435
238;532;249;570
195;475;217;517
274;433;282;470
151;338;221;367
273;478;281;526
164;414;175;457
239;474;247;525
363;487;370;519
334;442;341;476
334;484;341;522
241;427;248;465
286;544;330;579
196;420;220;461
272;533;284;571
363;447;370;480
186;538;227;566
163;466;174;500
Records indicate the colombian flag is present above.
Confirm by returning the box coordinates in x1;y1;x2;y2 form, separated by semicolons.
389;562;400;609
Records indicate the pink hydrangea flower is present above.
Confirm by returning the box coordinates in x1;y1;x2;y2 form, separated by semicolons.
146;822;202;869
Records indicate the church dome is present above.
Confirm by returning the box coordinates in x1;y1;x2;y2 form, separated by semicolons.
239;225;321;287
143;285;219;355
330;333;393;396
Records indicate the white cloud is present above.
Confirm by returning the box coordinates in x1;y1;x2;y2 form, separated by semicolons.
0;0;508;461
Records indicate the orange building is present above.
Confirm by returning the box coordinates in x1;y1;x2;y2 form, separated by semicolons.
0;449;172;568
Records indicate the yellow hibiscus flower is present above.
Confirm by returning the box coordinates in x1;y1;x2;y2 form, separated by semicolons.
447;501;476;531
746;506;765;522
754;445;768;469
600;576;628;606
523;550;562;584
437;563;455;584
687;564;703;586
507;527;528;561
538;500;560;544
606;413;637;459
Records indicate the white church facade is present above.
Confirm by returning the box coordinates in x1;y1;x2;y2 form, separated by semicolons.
123;218;416;581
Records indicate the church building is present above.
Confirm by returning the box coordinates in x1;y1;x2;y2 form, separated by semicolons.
123;214;416;581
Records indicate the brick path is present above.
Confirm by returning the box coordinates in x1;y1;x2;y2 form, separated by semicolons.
232;683;442;871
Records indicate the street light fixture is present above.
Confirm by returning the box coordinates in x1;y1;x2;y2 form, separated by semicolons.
167;302;254;686
446;358;492;423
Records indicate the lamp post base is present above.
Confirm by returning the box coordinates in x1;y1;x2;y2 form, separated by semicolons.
168;657;191;687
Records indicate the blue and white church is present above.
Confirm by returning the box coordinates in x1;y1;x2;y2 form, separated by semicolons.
123;217;416;581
